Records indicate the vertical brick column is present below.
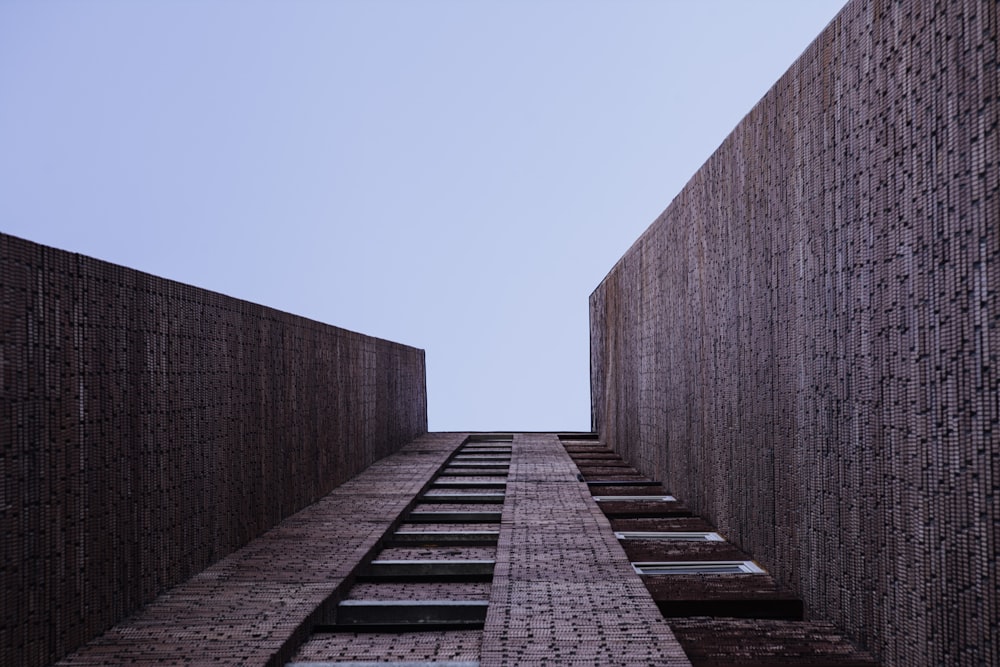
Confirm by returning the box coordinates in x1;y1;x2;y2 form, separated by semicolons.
482;433;691;666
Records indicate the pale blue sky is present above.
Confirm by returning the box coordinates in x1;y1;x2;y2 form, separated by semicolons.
0;0;846;431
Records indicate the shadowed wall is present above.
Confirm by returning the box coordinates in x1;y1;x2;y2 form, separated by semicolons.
590;1;998;665
0;232;427;666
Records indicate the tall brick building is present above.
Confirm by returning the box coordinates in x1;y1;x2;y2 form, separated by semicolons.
590;1;998;663
3;0;997;665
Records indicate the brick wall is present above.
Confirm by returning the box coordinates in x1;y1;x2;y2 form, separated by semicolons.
590;1;998;664
0;232;427;666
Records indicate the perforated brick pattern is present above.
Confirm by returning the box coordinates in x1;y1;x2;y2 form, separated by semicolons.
347;582;491;601
589;1;999;664
424;488;506;497
377;546;497;561
588;484;666;495
481;433;692;666
291;629;482;662
398;523;500;532
670;619;879;667
596;499;691;518
432;475;507;484
620;539;749;563
412;503;496;513
52;433;465;666
565;437;876;660
641;574;796;606
610;518;718;533
0;232;429;667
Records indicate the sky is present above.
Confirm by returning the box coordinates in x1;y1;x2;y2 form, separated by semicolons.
0;0;847;432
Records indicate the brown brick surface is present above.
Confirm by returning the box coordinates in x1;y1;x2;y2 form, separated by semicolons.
377;546;497;561
346;581;492;601
620;539;750;562
590;1;999;663
292;629;482;663
595;499;693;518
481;433;692;667
0;232;428;666
610;517;718;532
643;574;795;604
52;433;464;666
590;484;667;495
670;618;879;667
398;522;500;532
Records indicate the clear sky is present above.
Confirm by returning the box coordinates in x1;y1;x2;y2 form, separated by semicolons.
1;0;847;432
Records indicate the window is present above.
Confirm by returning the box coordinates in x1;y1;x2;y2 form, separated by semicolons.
615;531;723;541
592;495;676;502
631;561;764;575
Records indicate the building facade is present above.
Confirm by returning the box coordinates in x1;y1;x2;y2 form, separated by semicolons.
591;1;999;664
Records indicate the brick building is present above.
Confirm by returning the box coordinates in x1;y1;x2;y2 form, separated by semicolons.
3;0;997;665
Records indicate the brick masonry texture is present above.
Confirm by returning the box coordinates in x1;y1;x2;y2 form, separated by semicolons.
0;232;428;666
590;1;998;665
481;433;692;667
57;433;465;666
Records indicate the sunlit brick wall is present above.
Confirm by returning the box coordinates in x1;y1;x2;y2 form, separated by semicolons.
0;232;427;666
590;1;998;664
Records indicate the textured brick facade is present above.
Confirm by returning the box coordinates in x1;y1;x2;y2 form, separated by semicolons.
590;1;998;665
0;232;427;666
